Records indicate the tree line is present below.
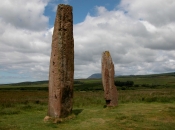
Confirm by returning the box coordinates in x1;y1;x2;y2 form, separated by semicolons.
114;81;134;87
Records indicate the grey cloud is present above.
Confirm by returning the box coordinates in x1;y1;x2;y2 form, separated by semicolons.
141;26;175;50
73;1;175;78
0;0;49;31
120;0;175;27
0;1;52;83
1;0;175;83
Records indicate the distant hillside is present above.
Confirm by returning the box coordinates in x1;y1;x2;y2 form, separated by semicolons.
116;72;175;78
87;72;175;79
87;73;102;79
1;72;175;86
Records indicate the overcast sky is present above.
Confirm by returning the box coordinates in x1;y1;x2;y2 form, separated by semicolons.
0;0;175;84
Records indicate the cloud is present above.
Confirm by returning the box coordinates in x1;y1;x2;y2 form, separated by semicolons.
63;0;69;4
0;0;49;31
0;0;52;83
119;0;175;27
95;6;108;15
73;1;175;78
1;0;175;83
48;0;70;12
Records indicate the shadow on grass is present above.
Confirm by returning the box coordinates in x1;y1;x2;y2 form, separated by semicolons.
72;109;83;116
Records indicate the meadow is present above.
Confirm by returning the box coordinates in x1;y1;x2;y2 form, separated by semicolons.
0;73;175;130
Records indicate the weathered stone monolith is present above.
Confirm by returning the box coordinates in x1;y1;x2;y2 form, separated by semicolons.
101;51;118;107
47;4;74;118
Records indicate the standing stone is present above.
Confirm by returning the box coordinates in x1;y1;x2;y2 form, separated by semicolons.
101;51;118;107
47;4;74;118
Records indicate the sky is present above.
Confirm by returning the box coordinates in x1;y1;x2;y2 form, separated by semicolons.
0;0;175;84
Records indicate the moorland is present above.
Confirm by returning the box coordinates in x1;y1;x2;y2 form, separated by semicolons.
0;72;175;130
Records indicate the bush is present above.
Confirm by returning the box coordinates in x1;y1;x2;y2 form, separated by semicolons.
114;81;134;87
134;84;139;87
74;81;84;84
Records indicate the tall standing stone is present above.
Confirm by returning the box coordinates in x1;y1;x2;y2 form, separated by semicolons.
101;51;118;107
47;4;74;118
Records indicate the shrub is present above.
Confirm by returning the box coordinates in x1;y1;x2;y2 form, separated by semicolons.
114;81;134;87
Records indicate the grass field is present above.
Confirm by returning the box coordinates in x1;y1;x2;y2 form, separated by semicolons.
0;74;175;130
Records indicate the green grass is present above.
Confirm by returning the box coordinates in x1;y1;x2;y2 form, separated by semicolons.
0;88;175;130
1;103;175;130
0;74;175;129
116;75;175;88
1;73;175;91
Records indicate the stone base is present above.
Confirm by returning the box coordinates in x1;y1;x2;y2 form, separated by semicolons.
44;116;61;123
44;114;75;124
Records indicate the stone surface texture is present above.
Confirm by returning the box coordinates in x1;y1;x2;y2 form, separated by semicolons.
47;4;74;118
101;51;118;107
